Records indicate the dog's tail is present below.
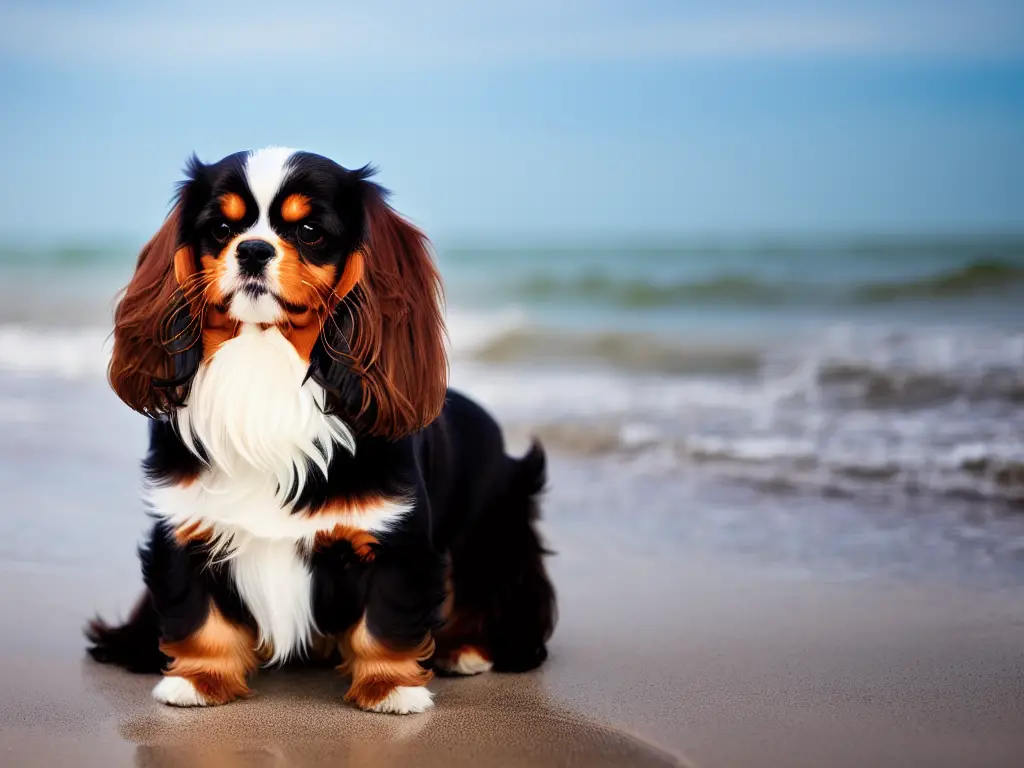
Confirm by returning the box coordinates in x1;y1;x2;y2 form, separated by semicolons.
512;438;549;504
442;439;556;673
85;592;168;673
487;439;556;672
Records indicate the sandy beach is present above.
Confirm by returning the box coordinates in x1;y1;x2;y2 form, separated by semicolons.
1;377;1022;767
2;519;1023;767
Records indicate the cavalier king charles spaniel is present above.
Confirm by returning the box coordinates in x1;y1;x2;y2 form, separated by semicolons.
86;147;555;714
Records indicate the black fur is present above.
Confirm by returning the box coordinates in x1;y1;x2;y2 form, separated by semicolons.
140;520;254;642
458;441;554;672
86;594;167;673
143;419;204;486
87;519;256;673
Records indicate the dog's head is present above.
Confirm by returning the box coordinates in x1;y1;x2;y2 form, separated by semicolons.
109;148;447;439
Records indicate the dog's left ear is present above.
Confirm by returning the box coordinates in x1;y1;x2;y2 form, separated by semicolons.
109;156;211;415
313;181;448;439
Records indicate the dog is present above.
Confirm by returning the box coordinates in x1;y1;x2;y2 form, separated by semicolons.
85;147;555;714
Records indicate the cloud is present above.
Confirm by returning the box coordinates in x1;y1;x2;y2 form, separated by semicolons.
1;1;1021;70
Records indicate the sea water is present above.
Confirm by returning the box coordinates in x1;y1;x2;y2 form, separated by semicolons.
2;235;1023;585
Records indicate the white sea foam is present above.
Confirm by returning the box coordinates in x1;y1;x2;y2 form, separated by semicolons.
0;325;111;379
0;307;530;381
445;306;531;356
3;313;1023;505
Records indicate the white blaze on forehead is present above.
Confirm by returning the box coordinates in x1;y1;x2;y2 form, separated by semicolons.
244;146;297;224
222;147;297;323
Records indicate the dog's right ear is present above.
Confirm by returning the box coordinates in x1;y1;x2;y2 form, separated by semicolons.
109;158;211;415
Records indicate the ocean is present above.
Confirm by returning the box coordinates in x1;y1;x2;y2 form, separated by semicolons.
2;236;1023;585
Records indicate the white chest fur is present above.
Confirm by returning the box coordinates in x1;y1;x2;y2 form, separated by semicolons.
144;325;410;663
230;537;315;664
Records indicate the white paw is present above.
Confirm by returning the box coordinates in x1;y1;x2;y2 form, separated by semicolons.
152;676;210;707
435;649;493;676
367;685;434;714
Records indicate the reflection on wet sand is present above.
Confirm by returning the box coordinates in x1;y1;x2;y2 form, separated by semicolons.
88;665;685;768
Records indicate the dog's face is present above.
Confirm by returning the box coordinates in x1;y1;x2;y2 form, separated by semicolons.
109;148;448;439
180;148;367;328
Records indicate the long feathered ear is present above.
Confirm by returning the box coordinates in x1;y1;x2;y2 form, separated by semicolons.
314;183;448;439
108;205;202;415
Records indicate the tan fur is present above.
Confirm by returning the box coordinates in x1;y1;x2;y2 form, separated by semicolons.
160;604;258;705
173;519;211;544
433;579;489;664
332;251;364;304
280;193;312;222
313;524;378;561
219;193;246;221
339;618;433;709
273;242;337;362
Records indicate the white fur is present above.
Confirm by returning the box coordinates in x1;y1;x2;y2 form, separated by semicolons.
228;289;283;324
148;478;412;544
174;324;354;503
220;146;297;323
435;650;493;676
230;537;315;665
245;146;296;216
148;325;411;665
152;676;210;707
366;686;434;715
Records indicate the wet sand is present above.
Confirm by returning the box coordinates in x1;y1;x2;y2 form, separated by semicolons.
2;541;1023;768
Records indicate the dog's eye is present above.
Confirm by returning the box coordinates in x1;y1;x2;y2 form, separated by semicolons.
297;223;324;247
213;222;232;244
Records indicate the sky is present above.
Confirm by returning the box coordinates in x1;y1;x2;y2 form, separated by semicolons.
0;0;1022;240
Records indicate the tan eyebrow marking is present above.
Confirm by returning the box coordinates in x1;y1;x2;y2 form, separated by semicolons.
281;193;312;222
219;193;246;221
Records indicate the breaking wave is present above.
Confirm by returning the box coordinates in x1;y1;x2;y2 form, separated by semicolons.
497;419;1024;507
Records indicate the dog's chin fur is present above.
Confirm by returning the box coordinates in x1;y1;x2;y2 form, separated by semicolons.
175;324;355;503
228;290;282;324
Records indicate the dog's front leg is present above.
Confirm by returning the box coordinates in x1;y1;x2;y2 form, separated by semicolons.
340;543;446;714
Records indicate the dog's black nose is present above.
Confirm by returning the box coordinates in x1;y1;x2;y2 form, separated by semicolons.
236;239;276;275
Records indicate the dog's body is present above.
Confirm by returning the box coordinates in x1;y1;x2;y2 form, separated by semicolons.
86;148;555;714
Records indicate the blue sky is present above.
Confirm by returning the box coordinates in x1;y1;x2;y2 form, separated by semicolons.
1;0;1022;239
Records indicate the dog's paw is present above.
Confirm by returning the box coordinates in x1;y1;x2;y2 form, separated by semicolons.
365;685;434;714
152;676;210;707
435;648;493;676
